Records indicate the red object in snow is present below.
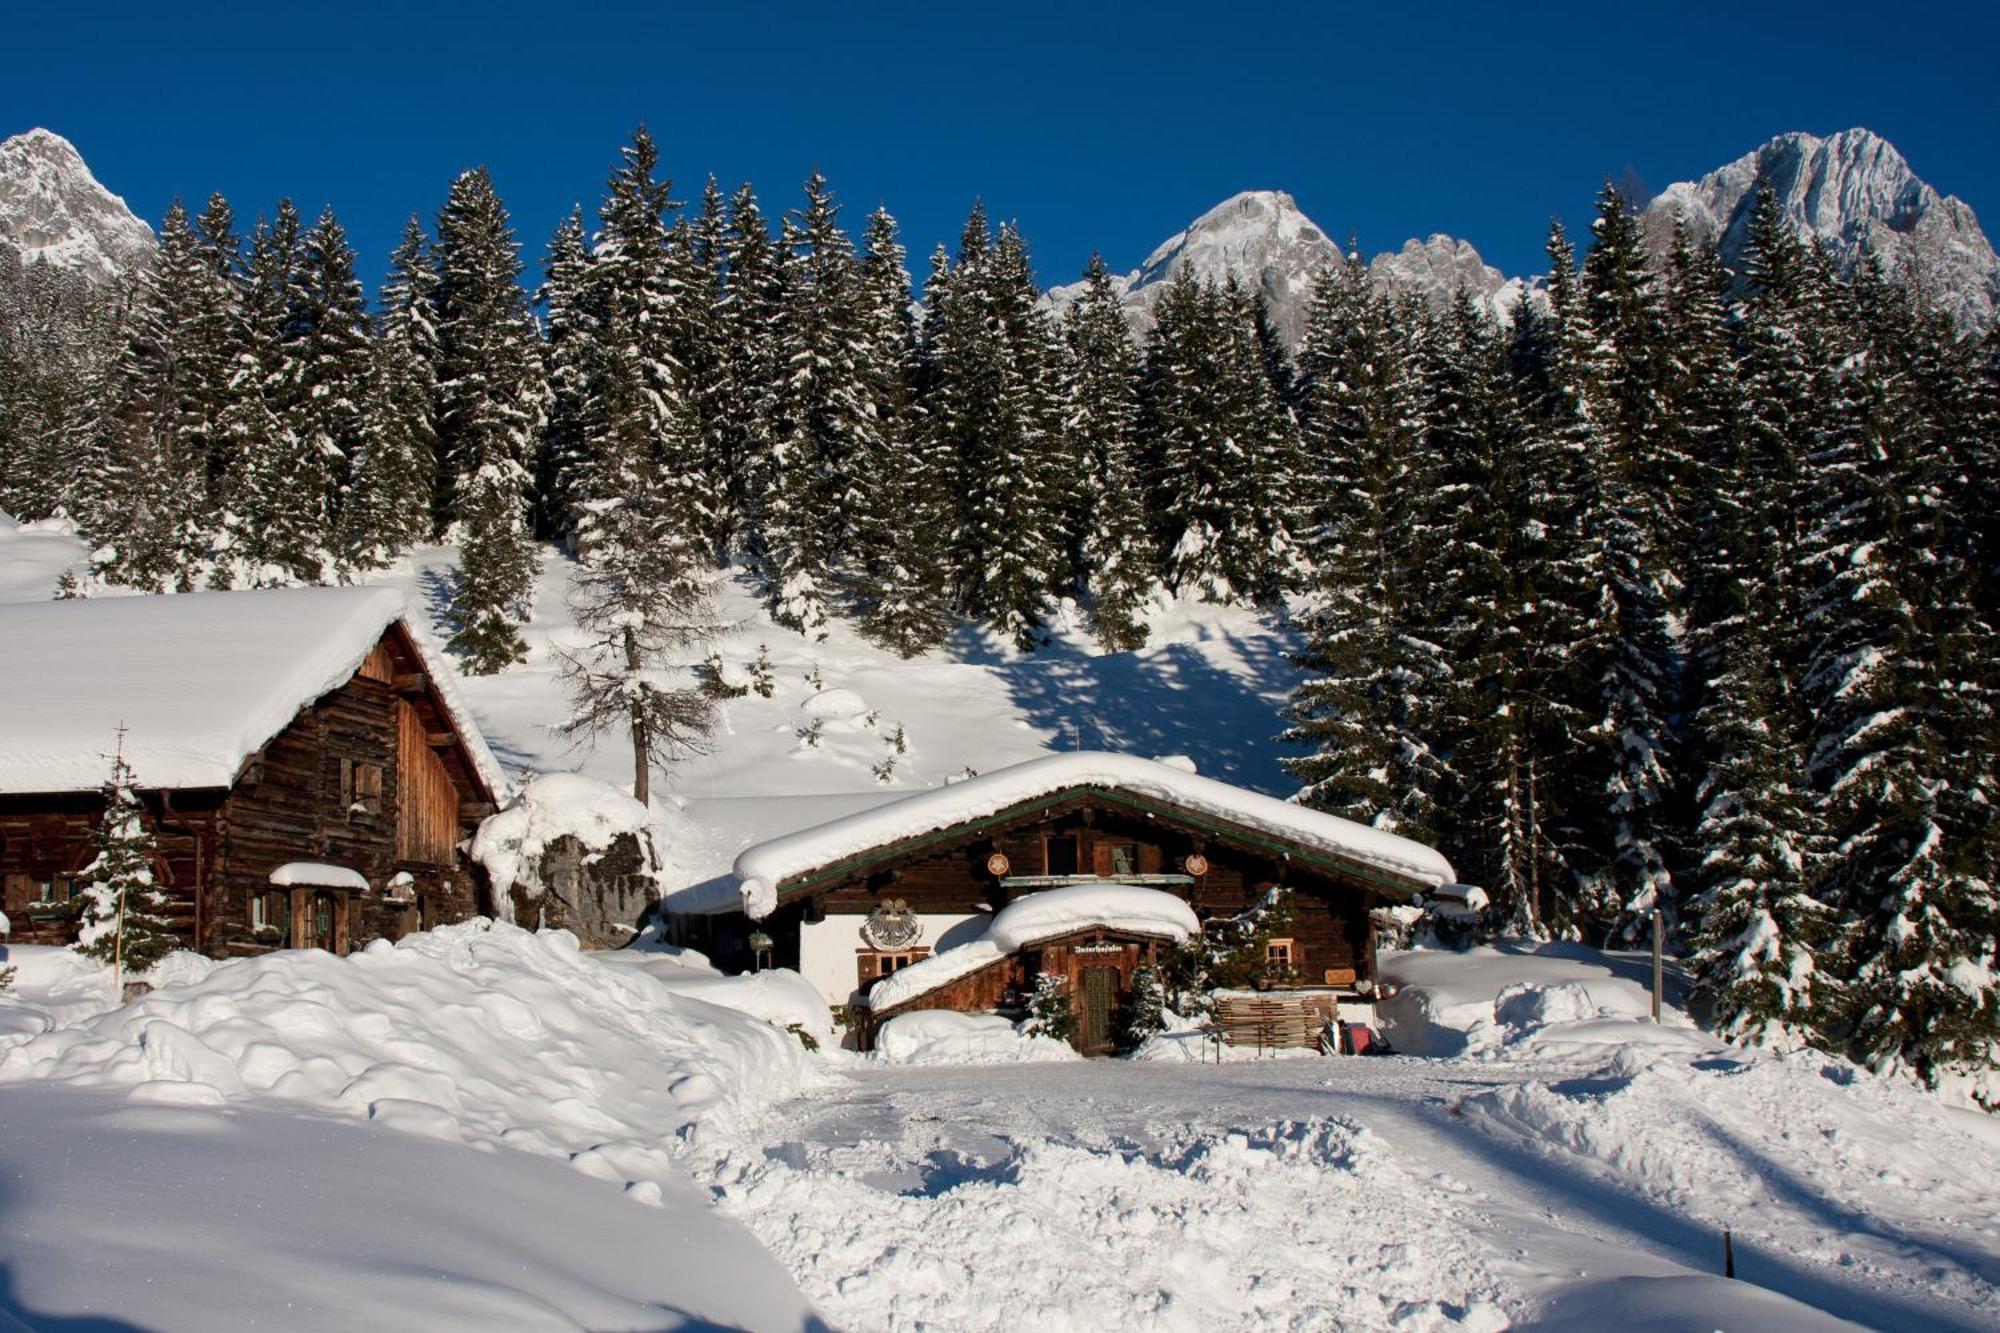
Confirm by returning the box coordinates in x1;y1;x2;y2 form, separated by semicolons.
1345;1024;1374;1055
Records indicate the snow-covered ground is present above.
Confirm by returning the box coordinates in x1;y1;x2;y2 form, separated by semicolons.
5;522;1999;1329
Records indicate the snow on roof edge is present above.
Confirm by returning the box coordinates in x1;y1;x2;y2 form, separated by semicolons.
732;752;1455;920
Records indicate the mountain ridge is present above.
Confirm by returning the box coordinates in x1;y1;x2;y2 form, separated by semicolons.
0;128;152;283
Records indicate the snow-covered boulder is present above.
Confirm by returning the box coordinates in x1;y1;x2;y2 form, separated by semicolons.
471;773;668;944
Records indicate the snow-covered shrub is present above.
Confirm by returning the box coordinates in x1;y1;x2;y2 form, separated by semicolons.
697;653;750;699
888;722;908;755
1120;964;1168;1046
1022;973;1075;1043
75;740;176;976
750;644;776;698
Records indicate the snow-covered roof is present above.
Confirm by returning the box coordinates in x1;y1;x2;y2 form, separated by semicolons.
866;884;1200;1013
0;587;507;798
732;752;1455;918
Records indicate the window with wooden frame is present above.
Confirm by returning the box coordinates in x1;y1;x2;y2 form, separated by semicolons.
341;758;384;817
1043;834;1079;877
250;890;292;943
857;948;930;987
1265;938;1295;968
1108;842;1140;877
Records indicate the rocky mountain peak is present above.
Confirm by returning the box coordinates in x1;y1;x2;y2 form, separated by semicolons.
0;128;154;283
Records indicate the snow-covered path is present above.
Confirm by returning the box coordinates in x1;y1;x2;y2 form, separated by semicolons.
697;1057;2000;1331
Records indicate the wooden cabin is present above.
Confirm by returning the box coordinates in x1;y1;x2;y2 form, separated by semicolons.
670;753;1455;1052
0;587;506;958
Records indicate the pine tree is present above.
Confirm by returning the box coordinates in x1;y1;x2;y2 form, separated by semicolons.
1283;257;1450;839
535;207;596;542
90;199;213;592
220;201;307;586
759;172;870;635
1567;189;1686;942
74;731;178;978
850;207;953;655
715;183;784;562
1062;253;1155;650
277;206;370;577
434;167;546;673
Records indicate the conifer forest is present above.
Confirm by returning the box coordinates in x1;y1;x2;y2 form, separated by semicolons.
1;127;1995;1093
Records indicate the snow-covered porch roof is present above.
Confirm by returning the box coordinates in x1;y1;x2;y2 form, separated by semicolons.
865;883;1201;1014
729;751;1455;920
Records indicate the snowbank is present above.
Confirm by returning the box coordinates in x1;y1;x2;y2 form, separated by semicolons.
873;1011;1082;1065
469;771;663;903
733;751;1455;918
0;1085;822;1333
1378;941;1704;1060
0;921;820;1155
0;586;507;797
597;952;835;1047
865;884;1199;1012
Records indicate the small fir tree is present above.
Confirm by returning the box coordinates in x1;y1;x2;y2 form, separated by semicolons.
1022;972;1076;1043
74;732;177;979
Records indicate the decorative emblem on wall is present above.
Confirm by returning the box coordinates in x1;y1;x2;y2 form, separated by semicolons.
861;898;923;949
1183;853;1210;877
985;852;1011;877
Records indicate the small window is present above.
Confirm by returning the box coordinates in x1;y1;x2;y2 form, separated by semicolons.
1045;835;1079;877
1109;843;1139;877
39;876;86;904
1265;938;1295;968
341;759;384;816
251;891;292;941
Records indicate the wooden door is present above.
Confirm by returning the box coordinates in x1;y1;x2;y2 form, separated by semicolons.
1078;965;1117;1054
308;891;346;954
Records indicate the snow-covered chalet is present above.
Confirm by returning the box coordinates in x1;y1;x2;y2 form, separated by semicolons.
0;588;507;957
665;752;1455;1052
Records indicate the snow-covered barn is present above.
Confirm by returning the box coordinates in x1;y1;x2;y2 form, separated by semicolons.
0;588;507;957
666;752;1454;1052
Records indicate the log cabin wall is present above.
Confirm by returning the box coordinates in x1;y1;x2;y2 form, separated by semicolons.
0;794;216;946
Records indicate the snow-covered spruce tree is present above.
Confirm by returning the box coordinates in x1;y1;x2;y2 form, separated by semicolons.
1140;270;1291;603
183;193;248;530
340;223;443;566
278;207;371;577
0;251;121;523
434;166;547;673
673;176;734;553
222;200;319;586
1800;267;1999;1093
535;207;596;543
714;183;785;562
88;199;215;592
1685;586;1832;1047
850;207;954;656
1282;256;1450;841
74;734;177;977
1563;189;1687;944
924;207;1063;648
759;172;871;636
1062;253;1155;650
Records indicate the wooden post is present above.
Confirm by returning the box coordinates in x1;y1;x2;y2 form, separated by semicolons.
1723;1226;1735;1279
1651;909;1664;1024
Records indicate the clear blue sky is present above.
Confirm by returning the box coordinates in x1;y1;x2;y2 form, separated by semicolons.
6;1;1996;295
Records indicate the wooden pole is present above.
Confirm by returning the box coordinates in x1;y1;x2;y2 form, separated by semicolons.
1651;909;1664;1024
1724;1226;1735;1279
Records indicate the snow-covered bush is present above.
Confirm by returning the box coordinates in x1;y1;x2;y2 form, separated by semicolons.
1022;973;1075;1043
1120;964;1168;1046
750;644;776;698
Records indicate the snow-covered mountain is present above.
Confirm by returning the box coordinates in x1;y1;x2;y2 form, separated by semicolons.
1642;127;1999;332
1045;190;1515;349
1367;233;1524;324
0;128;153;283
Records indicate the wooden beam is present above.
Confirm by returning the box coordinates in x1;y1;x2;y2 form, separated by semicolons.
426;732;454;748
392;672;427;693
458;801;497;820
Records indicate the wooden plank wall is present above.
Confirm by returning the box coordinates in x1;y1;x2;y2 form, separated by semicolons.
395;701;458;865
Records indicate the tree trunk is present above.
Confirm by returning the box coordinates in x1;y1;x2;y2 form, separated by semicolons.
624;625;650;807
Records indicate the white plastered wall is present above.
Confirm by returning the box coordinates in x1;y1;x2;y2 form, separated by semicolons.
800;912;985;1008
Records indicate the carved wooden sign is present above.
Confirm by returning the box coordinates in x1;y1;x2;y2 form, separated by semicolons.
1183;853;1209;877
985;852;1011;877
